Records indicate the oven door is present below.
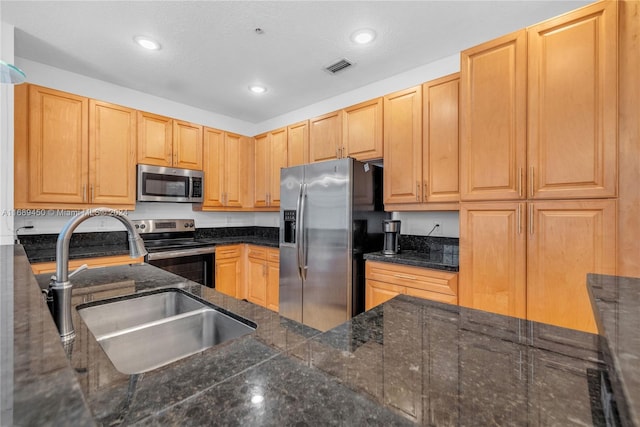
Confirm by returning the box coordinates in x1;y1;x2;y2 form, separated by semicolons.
147;247;215;288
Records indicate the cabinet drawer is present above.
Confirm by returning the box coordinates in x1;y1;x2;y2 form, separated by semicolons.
247;245;267;260
215;244;243;260
405;287;457;305
266;248;279;263
366;261;457;297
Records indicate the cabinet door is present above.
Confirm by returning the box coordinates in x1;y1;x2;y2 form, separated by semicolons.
528;1;617;199
247;256;267;307
287;120;308;167
459;202;527;318
223;133;247;208
173;120;203;170
28;85;89;204
365;279;404;311
253;133;269;207
343;98;383;161
137;111;172;167
266;260;280;312
383;86;423;204
89;100;136;206
215;245;243;297
423;74;460;203
269;127;288;207
460;30;527;201
309;111;342;162
202;127;224;207
527;199;616;333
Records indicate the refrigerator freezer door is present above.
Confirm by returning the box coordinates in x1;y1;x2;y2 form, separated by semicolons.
279;165;304;324
301;159;351;331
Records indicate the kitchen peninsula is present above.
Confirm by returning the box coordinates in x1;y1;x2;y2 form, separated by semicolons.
3;244;637;426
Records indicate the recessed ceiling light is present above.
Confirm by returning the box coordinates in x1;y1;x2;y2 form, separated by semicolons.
249;85;267;94
351;29;377;45
134;36;161;51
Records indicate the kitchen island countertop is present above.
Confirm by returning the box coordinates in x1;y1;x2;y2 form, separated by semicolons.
2;244;632;425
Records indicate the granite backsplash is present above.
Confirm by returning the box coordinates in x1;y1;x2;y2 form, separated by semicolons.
399;235;459;266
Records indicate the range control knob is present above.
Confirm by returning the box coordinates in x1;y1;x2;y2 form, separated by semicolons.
140;224;146;230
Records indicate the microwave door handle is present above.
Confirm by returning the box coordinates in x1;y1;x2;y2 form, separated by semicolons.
295;183;304;280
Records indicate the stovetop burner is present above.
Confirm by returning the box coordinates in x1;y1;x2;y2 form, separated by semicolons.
132;219;209;253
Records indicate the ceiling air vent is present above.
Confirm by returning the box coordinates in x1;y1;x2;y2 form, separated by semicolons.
325;58;353;74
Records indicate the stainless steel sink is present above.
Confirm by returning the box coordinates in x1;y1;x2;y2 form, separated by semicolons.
77;289;256;374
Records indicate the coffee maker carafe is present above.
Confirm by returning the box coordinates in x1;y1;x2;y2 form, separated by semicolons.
383;220;401;255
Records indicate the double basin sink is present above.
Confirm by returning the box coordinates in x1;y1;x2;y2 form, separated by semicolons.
77;289;256;374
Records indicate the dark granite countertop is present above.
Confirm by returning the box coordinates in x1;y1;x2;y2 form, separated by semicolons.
364;250;459;272
22;235;278;263
589;273;640;427
3;244;626;425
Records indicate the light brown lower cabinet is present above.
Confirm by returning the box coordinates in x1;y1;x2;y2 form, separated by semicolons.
365;261;458;310
31;254;144;275
246;245;279;312
460;199;617;333
214;244;244;298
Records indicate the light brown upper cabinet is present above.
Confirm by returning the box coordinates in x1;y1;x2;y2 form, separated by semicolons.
383;85;423;205
422;74;460;204
342;97;383;161
461;1;617;202
202;128;252;209
460;30;527;202
527;1;617;199
287;120;309;167
254;128;287;208
15;85;136;208
138;111;203;170
309;111;342;163
383;76;460;211
309;100;383;164
89;100;137;206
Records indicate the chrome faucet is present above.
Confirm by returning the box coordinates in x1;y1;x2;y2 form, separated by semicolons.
46;208;147;342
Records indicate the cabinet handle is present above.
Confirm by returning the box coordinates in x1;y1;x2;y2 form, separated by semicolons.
423;181;428;202
416;181;420;202
518;168;522;198
529;166;534;198
90;185;94;202
82;185;86;202
394;273;417;280
529;204;534;235
336;146;340;158
517;204;522;235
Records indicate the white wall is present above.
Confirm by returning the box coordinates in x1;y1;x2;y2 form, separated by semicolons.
392;211;459;238
16;57;255;136
254;54;459;134
0;23;15;245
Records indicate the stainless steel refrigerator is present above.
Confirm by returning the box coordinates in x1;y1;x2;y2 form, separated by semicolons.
279;158;386;331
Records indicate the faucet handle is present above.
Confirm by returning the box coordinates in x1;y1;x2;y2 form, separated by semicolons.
69;264;89;279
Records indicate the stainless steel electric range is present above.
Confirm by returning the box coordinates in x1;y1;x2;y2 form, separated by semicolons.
132;219;215;287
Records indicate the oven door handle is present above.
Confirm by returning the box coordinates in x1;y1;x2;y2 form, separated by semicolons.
147;247;216;261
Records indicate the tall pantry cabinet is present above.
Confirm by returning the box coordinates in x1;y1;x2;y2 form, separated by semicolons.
459;1;618;333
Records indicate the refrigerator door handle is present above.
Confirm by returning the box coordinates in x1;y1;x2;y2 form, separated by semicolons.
295;183;304;279
300;183;309;280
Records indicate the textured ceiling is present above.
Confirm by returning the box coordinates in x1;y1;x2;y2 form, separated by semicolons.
2;1;590;123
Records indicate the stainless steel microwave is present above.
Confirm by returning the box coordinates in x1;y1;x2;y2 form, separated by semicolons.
137;164;204;203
